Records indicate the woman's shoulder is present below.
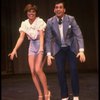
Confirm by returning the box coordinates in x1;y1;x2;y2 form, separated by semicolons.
36;17;45;23
21;19;29;24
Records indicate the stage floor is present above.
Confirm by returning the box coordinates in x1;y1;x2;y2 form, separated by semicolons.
1;72;98;100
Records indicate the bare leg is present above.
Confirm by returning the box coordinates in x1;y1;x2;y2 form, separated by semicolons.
28;55;43;99
35;53;50;100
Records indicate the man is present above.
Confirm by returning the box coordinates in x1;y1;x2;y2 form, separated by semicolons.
45;0;86;100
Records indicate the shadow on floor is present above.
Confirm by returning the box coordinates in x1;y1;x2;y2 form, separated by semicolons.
1;72;98;100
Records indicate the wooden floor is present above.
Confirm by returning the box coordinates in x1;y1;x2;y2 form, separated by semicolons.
1;72;98;100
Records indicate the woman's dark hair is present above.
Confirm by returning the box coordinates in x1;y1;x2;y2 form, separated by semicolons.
24;4;38;16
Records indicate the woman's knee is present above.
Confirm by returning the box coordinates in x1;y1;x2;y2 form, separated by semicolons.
31;71;36;77
35;67;42;74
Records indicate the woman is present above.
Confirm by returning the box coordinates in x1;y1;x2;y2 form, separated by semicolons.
8;4;50;100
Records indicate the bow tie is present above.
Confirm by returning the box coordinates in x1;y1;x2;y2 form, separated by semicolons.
58;18;62;25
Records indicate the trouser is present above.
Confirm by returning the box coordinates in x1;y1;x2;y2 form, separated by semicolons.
55;46;79;98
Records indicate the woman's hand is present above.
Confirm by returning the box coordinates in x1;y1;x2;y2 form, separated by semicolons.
8;50;18;60
38;48;44;54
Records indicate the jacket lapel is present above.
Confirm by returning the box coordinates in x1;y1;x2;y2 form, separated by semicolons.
52;16;61;41
63;15;70;39
51;15;71;42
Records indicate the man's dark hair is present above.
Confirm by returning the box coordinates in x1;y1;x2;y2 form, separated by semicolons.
54;0;65;8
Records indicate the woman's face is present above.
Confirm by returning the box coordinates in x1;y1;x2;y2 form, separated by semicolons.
27;9;36;20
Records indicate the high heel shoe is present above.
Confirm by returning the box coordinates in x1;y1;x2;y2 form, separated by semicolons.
38;95;43;100
45;91;51;100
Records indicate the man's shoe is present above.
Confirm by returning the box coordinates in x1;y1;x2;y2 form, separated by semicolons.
73;97;79;100
61;97;69;100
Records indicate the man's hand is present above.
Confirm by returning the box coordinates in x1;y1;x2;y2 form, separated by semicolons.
76;51;86;63
47;55;54;66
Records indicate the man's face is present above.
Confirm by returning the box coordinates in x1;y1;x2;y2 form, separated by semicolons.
54;3;66;18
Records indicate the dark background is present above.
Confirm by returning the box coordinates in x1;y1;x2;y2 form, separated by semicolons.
1;0;98;74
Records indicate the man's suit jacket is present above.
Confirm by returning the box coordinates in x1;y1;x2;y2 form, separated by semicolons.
45;14;84;56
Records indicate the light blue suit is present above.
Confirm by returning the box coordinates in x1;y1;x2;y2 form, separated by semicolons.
45;14;84;56
45;14;84;98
